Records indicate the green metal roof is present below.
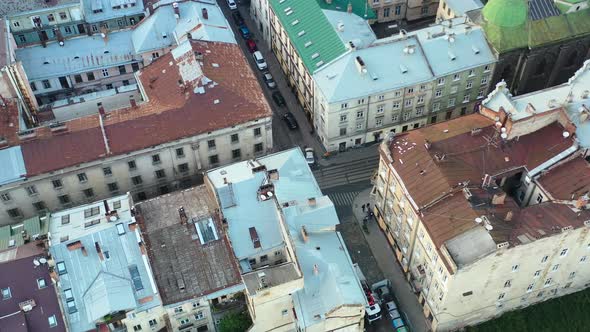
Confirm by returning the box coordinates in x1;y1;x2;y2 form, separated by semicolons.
483;6;590;52
482;0;528;28
270;0;347;73
316;0;377;20
0;214;49;250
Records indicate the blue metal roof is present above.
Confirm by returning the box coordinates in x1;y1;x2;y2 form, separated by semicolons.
50;222;160;331
15;30;137;80
0;146;26;185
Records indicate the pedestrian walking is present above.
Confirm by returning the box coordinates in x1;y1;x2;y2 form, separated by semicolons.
361;204;366;212
366;203;371;210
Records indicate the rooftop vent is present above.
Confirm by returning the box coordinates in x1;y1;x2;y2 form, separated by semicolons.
202;8;208;19
173;2;180;19
472;45;480;54
301;225;308;242
249;227;261;249
448;51;456;61
403;44;415;54
308;197;317;206
399;64;408;74
337;21;344;32
355;56;367;75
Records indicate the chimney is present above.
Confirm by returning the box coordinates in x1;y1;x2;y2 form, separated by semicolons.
313;264;319;275
130;96;137;108
81;246;88;256
308;197;317;207
100;26;108;45
173;2;180;19
223;177;228;184
347;2;352;13
54;27;64;46
504;211;513;221
97;102;105;117
95;242;104;261
424;139;431;150
178;207;188;225
202;8;208;20
249;227;261;248
103;200;110;214
301;226;309;243
355;56;367;75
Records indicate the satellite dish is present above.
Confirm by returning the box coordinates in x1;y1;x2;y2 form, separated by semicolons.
495;121;502;127
109;215;118;222
562;131;570;138
267;192;274;197
39;258;47;264
475;217;483;224
260;194;267;201
500;127;507;133
33;259;40;266
485;224;493;231
500;133;508;139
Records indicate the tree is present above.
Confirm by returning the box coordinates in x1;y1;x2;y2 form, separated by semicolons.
218;311;252;332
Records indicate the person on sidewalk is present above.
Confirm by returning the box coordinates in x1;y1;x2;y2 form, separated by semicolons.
361;204;366;212
366;203;371;211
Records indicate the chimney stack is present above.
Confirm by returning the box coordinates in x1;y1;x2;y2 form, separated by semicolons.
301;226;309;243
308;197;317;207
202;8;208;20
173;2;180;19
97;102;105;117
179;207;188;225
54;27;64;46
313;264;319;275
95;242;104;261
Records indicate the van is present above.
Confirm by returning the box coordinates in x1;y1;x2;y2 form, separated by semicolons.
253;51;267;70
226;0;237;10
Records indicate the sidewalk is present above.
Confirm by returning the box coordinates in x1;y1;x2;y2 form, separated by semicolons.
352;188;430;332
318;143;380;167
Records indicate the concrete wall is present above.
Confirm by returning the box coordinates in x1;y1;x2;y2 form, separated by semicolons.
248;277;303;332
406;0;439;21
0;116;273;225
123;305;168;332
250;0;272;48
166;299;215;332
370;0;407;23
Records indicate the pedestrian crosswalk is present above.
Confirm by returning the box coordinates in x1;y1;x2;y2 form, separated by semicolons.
313;155;379;190
328;191;360;207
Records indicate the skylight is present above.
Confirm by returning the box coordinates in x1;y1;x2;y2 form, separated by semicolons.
311;53;319;59
304;41;313;48
291;19;299;26
298;30;306;37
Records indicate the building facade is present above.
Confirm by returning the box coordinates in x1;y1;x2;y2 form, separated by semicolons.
313;18;496;152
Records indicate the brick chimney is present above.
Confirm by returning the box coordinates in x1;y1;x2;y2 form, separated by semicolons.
202;8;208;20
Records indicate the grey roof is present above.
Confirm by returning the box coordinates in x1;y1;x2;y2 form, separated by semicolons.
322;9;376;50
445;227;497;267
15;31;138;81
131;1;235;54
0;146;26;186
136;186;242;305
207;148;367;330
0;0;78;16
529;0;561;21
50;222;160;331
81;0;145;24
444;0;483;16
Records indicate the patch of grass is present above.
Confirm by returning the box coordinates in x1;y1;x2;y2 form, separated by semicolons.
466;288;590;332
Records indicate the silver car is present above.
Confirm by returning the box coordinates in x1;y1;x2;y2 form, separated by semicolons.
263;72;276;89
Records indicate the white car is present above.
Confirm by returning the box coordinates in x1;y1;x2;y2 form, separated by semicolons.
226;0;237;10
253;51;267;70
305;148;315;165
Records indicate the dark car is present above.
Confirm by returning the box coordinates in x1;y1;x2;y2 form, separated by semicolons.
283;112;298;130
239;26;250;39
232;11;244;26
246;39;257;53
272;91;285;106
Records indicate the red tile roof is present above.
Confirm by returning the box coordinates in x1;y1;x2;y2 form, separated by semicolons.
537;157;590;201
10;40;272;176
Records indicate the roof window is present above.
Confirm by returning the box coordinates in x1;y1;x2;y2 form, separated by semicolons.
304;41;313;48
291;19;299;26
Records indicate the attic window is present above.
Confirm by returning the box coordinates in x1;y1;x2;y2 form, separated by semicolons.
304;41;313;48
311;53;319;59
316;61;324;67
291;19;299;26
104;50;110;54
73;56;80;60
298;30;305;37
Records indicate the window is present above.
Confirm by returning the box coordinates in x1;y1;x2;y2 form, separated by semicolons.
340;114;347;122
118;65;127;74
30;82;36;91
391;113;399;122
536;193;544;204
416;107;424;115
209;155;219;165
544;278;552;286
581;256;587;263
128;160;137;170
404;99;413;107
377;104;384;113
435;89;442;98
25;185;38;196
174;306;183;313
83;188;94;198
77;173;88;182
527;284;534;292
537;291;544;297
569;271;576;279
463;95;470;103
132;176;143;185
48;315;57;327
453;73;461;81
341;103;348;109
13;21;20;27
402;112;410;121
477;89;485;99
18;35;27;43
87;72;95;81
107;182;119;192
448;98;456;107
560;248;568;257
232;149;241;159
178;163;189;173
421;6;428;14
133;325;142;331
393;101;401;109
2;287;11;299
468;69;475;77
49;179;63;189
207;139;216;150
552;264;560;271
102;167;112;176
356;111;364;118
339;128;347;136
383;7;390;17
230;134;239;143
74;74;83;83
253;127;262;137
254;143;264;153
260;255;268;262
112;200;121;209
450;85;458;94
534;270;541;277
395;5;401;15
358;98;365;104
59;12;68;20
504;280;511;288
58;195;70;204
417;96;424;104
152;154;161;164
132;63;140;71
462;291;473;296
433;103;440;112
376;118;383;127
498;293;505;300
155;170;166;179
151;52;160;60
149;319;157;327
438;78;445;85
47;14;55;22
61;215;70;225
541;255;548;263
100;68;109;77
136;192;147;200
481;76;489;85
64;26;72;34
37;278;47;289
249;258;256;266
33;201;46;211
356;123;363;130
407;88;414;94
512;264;519;272
56;261;67;274
122;80;130;86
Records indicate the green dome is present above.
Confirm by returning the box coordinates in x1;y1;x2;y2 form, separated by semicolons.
482;0;528;28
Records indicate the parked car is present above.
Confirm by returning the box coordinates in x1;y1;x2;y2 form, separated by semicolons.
232;11;244;25
253;51;267;70
283;112;298;130
385;301;400;320
272;91;285;106
392;318;405;329
304;148;315;165
246;39;257;53
263;72;276;88
239;26;250;39
226;0;237;10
